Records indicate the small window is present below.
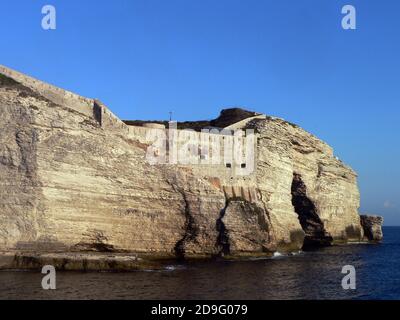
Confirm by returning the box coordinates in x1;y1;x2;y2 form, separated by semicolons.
226;163;232;168
241;163;246;168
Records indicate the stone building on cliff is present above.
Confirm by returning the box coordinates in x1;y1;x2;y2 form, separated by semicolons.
0;65;383;265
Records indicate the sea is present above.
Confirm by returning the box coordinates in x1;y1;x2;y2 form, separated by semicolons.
0;226;399;300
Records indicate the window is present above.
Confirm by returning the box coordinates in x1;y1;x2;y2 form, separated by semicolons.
241;163;246;168
226;163;231;168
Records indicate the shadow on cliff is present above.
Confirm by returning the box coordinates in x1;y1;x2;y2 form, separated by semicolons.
216;201;231;256
174;191;199;260
291;173;333;250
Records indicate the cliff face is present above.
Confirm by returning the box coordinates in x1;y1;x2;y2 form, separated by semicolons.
248;117;364;249
0;65;382;260
360;215;384;242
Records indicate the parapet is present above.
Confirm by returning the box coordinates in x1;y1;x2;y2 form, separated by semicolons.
143;123;166;129
0;64;94;118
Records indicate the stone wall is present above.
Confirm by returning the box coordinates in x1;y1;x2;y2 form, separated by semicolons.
0;65;94;118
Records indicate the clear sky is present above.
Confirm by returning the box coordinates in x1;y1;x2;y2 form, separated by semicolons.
1;0;399;225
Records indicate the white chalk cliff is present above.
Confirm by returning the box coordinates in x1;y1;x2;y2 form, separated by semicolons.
0;65;383;267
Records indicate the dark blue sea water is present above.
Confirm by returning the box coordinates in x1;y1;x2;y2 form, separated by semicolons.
0;227;399;300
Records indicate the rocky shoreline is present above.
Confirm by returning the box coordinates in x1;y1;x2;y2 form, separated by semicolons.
0;251;178;272
0;234;383;272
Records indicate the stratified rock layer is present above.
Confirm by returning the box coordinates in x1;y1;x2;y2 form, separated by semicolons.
220;199;275;255
0;65;383;261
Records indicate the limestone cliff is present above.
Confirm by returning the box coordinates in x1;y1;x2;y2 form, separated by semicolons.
0;65;383;264
360;215;384;242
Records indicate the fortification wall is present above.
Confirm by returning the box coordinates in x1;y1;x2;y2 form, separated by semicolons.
0;65;94;118
0;66;260;190
224;114;267;130
123;122;259;201
125;124;255;167
88;99;261;221
93;99;128;131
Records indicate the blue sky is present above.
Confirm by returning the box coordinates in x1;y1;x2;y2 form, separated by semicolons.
1;0;399;225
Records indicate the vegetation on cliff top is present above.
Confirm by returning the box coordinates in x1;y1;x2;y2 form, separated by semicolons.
123;107;260;131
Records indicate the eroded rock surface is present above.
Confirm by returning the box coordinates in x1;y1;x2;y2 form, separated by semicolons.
291;173;333;248
360;215;384;241
219;199;275;256
0;65;383;265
